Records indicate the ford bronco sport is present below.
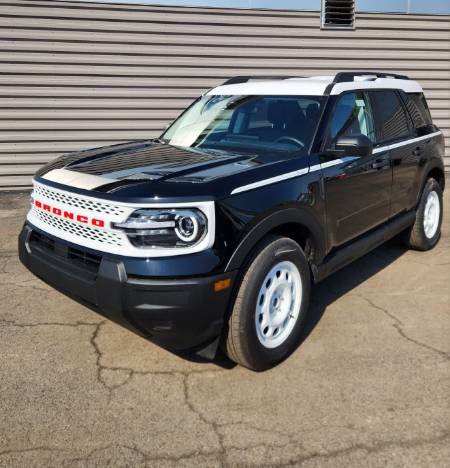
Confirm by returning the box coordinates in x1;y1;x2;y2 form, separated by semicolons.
19;72;445;371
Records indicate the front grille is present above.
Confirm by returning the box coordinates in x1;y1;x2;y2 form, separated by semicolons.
31;206;123;247
33;183;126;216
28;180;140;256
28;179;214;258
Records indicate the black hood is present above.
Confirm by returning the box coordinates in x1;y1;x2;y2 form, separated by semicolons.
36;140;303;200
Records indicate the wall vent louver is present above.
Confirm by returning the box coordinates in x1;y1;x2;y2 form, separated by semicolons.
321;0;355;29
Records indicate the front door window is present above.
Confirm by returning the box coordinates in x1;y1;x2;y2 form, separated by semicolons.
327;91;376;148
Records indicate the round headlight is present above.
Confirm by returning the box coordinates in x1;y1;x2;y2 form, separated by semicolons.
175;214;199;242
113;208;207;248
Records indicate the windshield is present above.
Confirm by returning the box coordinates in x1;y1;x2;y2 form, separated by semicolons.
161;95;326;155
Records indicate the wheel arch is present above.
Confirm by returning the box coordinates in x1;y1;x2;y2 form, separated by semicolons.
224;207;326;277
426;166;445;191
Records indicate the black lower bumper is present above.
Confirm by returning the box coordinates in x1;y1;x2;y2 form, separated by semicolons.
19;224;236;351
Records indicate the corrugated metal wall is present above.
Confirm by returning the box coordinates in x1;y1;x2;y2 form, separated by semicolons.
0;0;449;189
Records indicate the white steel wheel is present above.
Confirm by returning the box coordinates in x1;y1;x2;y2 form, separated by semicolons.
423;190;440;239
255;260;302;349
224;235;311;371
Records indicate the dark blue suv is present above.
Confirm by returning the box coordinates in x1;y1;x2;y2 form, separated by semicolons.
19;72;445;370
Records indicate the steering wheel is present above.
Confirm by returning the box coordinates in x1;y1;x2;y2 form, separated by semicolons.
274;136;305;148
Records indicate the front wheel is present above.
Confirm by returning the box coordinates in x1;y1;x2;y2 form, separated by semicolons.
223;235;310;371
403;178;443;251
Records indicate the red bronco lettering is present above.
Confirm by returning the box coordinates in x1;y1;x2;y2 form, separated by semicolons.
33;199;105;228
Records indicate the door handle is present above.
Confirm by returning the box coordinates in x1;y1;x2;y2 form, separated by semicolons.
412;147;422;156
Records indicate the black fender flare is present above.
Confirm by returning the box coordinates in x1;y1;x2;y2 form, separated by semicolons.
224;206;327;273
416;157;445;204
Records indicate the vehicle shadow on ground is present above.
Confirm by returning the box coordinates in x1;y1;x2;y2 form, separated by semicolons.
301;239;407;341
203;238;408;370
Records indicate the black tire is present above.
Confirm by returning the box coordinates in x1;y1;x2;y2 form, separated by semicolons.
404;178;443;251
224;235;311;371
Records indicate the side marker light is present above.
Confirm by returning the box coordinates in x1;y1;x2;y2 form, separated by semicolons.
214;278;231;292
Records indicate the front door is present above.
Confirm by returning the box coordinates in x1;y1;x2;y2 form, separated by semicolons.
320;91;392;248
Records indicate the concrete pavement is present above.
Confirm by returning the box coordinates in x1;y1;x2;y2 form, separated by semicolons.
0;189;449;467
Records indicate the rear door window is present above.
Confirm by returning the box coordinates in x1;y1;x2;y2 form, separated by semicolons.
369;90;412;143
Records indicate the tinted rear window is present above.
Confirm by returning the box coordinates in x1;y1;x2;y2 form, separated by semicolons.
369;90;412;143
402;92;434;135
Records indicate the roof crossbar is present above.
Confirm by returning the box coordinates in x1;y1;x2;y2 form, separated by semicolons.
222;76;299;86
333;71;410;83
323;71;410;95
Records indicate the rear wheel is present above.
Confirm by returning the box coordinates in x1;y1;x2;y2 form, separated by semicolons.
404;178;443;251
224;235;310;371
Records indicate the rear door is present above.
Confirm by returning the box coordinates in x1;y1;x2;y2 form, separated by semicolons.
320;91;392;247
368;90;417;215
400;91;441;208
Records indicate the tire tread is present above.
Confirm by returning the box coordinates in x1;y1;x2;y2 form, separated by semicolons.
404;177;443;251
225;237;274;368
224;235;310;370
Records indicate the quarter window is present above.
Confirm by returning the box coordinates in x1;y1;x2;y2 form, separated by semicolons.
369;91;412;143
401;92;434;136
327;92;376;147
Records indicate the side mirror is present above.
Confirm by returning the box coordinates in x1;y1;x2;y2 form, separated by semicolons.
334;134;373;157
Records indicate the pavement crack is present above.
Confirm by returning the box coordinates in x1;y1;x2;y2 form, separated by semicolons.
66;443;221;465
0;250;17;258
361;296;403;325
89;320;116;399
360;295;450;361
392;322;450;361
88;322;223;401
182;373;226;466
0;446;64;457
0;319;100;329
270;430;450;467
0;280;50;293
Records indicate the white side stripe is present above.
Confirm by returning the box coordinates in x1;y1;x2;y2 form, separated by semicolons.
230;168;309;195
372;131;442;154
309;156;359;173
230;131;441;196
230;157;357;195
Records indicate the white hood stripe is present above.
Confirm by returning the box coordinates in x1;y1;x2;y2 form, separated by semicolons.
42;168;117;190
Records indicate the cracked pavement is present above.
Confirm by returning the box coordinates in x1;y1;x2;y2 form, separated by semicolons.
0;188;449;467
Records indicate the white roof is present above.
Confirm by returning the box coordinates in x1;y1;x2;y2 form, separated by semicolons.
208;75;423;97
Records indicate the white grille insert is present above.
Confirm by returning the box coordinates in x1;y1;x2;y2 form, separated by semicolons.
33;183;127;216
31;206;123;246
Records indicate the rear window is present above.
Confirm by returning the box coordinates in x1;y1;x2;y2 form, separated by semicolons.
369;90;412;143
401;92;434;135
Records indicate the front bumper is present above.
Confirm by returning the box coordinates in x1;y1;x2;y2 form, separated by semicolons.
19;224;236;351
